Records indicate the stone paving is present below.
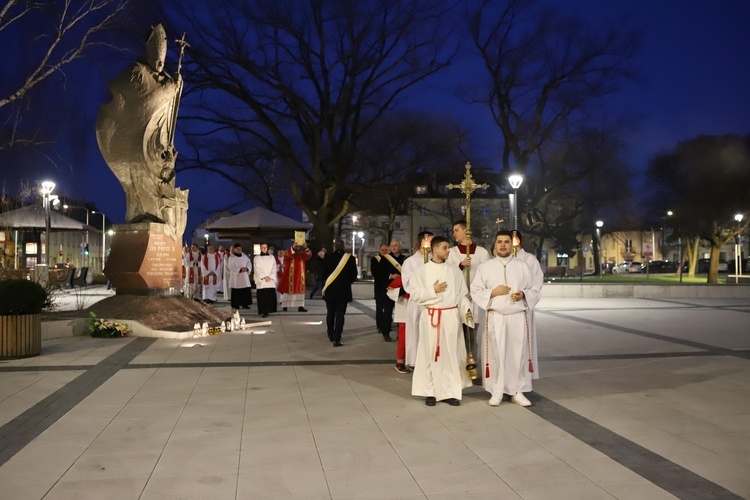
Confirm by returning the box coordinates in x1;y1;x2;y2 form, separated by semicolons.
0;289;748;499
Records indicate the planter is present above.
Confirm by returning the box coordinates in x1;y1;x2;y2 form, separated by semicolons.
0;313;42;359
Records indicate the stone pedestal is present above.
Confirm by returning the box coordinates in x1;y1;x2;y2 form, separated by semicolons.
104;223;182;296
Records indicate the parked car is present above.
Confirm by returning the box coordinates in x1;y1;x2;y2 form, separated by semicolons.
727;258;750;273
612;261;642;274
693;258;728;273
601;262;616;274
640;260;678;273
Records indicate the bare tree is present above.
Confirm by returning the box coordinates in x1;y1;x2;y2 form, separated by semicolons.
0;0;132;149
647;135;750;283
466;0;639;254
172;0;459;245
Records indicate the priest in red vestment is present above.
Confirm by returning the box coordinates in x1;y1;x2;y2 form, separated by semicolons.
278;244;313;312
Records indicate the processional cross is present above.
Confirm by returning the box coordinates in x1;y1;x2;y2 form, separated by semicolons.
447;162;489;251
446;162;488;380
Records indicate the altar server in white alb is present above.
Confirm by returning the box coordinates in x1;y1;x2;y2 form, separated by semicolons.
447;219;491;379
183;243;202;300
471;230;541;408
409;236;473;407
401;231;433;368
227;243;253;310
253;243;278;318
201;244;223;304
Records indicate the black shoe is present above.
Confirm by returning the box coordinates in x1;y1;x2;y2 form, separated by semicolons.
262;313;268;318
383;335;394;342
241;305;250;309
298;307;308;312
395;363;409;374
333;341;343;347
425;397;436;407
444;398;461;406
282;307;288;311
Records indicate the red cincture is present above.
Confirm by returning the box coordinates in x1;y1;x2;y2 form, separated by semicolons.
427;306;457;362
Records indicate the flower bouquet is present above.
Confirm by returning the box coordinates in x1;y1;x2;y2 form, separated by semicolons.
89;312;130;338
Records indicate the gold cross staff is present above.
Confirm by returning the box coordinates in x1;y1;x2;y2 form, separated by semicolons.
447;162;489;253
447;162;488;381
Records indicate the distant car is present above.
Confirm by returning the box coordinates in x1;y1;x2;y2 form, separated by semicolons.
727;258;750;273
694;258;728;273
53;262;71;269
640;260;678;273
612;261;642;274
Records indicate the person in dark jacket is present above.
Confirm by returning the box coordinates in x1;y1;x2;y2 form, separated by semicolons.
322;240;358;347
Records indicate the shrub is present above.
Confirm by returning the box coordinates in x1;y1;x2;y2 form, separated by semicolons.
0;279;48;315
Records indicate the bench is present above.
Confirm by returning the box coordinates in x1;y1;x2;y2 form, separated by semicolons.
58;267;76;289
544;266;567;279
72;267;89;287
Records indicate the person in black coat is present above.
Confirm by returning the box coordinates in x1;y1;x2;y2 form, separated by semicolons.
322;240;358;347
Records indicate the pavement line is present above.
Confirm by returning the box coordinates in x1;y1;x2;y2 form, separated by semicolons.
647;298;750;314
351;299;377;320
0;337;156;467
5;349;749;373
528;393;742;500
538;309;750;359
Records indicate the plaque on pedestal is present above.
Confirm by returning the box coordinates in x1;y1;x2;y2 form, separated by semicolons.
104;223;182;296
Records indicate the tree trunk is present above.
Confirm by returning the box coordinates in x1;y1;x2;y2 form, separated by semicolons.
707;245;721;283
686;237;699;278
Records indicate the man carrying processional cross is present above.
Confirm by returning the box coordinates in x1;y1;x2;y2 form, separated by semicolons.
446;162;490;383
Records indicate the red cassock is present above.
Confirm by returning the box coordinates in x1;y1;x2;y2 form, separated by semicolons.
277;247;312;294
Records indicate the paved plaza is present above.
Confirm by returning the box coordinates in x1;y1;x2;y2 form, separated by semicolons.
0;289;748;499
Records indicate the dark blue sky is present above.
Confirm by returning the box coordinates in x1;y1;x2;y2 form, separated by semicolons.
7;0;750;239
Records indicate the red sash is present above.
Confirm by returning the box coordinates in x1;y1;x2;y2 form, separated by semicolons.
203;253;220;285
187;252;201;284
427;305;457;362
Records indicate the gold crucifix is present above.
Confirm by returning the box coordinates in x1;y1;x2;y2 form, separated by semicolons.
447;162;489;250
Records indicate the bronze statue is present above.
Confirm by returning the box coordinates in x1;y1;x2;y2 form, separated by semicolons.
96;24;188;242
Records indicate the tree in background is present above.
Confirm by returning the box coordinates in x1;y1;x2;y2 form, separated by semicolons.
647;135;750;283
173;0;460;246
0;0;131;150
466;0;639;254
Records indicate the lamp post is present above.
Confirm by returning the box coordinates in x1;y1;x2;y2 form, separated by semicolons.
667;210;684;283
92;210;107;273
40;181;56;266
735;213;744;282
508;173;524;231
64;204;90;266
596;220;604;278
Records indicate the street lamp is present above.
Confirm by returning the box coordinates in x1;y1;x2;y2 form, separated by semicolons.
91;210;108;273
352;230;364;257
735;213;744;281
508;173;524;231
40;181;56;266
596;220;604;278
64;204;90;266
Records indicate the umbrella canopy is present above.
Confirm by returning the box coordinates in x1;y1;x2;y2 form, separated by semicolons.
206;206;312;239
0;204;96;231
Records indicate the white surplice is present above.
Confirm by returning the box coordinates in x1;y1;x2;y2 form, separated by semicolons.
471;256;541;401
401;251;428;366
200;252;223;302
447;243;491;378
516;248;544;379
409;260;472;401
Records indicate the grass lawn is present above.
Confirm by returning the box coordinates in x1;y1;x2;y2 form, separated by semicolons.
547;273;727;284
